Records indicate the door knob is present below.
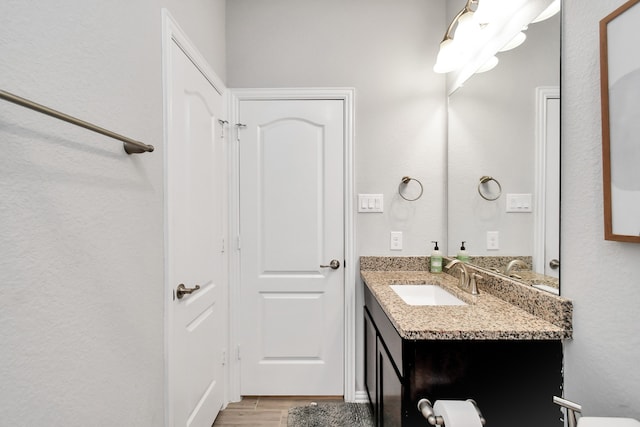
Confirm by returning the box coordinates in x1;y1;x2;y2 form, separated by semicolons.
320;259;341;270
549;259;560;269
176;283;201;299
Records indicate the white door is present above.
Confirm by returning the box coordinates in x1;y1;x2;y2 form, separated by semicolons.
167;39;227;426
544;96;560;279
238;99;344;396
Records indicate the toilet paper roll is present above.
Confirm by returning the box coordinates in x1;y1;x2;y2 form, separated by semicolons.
433;400;483;427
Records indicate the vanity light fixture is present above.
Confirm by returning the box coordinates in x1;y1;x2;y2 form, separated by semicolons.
434;0;560;94
433;0;477;74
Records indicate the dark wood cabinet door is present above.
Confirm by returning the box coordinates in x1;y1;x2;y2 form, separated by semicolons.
379;339;402;427
364;309;378;424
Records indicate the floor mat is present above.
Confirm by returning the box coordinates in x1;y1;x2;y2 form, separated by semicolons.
287;402;374;427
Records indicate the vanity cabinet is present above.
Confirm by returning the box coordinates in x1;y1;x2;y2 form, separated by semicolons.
364;310;378;420
365;307;403;426
364;285;564;427
379;337;402;427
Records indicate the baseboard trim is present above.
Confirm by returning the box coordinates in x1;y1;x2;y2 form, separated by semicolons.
351;390;370;403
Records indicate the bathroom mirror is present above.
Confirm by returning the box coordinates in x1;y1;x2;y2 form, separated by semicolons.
446;9;561;293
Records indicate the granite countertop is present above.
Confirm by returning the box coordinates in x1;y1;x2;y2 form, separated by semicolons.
362;269;571;341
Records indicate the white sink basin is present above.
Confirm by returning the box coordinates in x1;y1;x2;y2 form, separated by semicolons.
389;285;467;306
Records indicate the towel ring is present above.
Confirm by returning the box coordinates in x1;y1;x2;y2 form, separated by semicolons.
399;176;424;201
477;176;502;201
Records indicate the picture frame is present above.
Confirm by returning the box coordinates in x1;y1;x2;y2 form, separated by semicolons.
600;0;640;242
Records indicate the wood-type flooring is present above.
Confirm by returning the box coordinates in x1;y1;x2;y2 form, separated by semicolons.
212;396;344;427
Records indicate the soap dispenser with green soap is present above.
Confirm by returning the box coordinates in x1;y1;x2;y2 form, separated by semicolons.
430;241;443;273
457;241;470;263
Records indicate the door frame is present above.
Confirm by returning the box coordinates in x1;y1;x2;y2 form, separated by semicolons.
162;10;228;426
533;86;560;277
228;88;356;401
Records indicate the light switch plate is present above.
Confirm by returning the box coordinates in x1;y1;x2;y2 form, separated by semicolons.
506;193;533;212
358;194;384;213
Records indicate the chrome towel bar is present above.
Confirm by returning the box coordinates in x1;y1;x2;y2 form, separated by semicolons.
0;89;154;154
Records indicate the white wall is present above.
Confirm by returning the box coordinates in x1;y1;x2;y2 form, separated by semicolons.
562;0;640;418
226;0;448;257
0;1;225;425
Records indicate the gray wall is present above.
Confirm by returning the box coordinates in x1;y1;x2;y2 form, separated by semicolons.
227;0;448;257
562;0;640;417
0;1;225;425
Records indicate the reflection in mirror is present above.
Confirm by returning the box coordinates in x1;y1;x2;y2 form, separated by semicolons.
446;9;560;294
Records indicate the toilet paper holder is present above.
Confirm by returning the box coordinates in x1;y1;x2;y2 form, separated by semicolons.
417;398;486;426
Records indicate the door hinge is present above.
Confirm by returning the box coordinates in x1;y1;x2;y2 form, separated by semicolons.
222;349;227;366
218;119;229;139
237;235;241;250
221;238;225;253
236;345;241;360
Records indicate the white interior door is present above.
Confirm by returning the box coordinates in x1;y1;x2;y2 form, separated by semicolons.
544;96;560;278
238;99;345;396
167;38;227;426
534;87;560;279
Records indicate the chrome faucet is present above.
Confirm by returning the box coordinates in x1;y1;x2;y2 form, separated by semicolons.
503;259;528;277
444;259;481;295
445;259;468;288
468;272;482;295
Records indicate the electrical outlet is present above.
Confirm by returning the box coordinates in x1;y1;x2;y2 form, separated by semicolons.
486;231;499;250
390;231;403;251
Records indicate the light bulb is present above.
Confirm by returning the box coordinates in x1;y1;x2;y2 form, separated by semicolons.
531;0;560;23
433;39;461;73
473;0;505;25
455;11;480;41
476;56;499;73
499;31;527;52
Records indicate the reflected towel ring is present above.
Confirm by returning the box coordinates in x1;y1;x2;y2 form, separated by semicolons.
399;176;424;201
478;176;502;201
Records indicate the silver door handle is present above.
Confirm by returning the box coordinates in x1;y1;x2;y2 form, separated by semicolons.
549;259;560;269
176;283;201;299
320;259;341;270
